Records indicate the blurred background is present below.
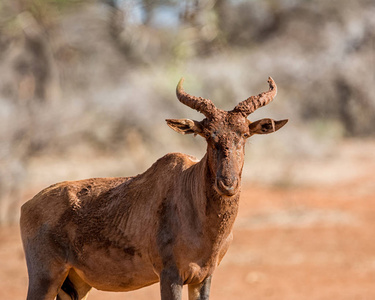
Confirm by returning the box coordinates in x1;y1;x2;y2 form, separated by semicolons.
0;0;375;299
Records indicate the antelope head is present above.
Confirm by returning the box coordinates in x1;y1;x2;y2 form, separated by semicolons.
166;77;288;197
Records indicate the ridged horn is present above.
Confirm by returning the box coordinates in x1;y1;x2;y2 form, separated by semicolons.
176;78;217;119
232;77;277;116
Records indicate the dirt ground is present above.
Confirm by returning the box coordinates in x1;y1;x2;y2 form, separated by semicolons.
1;141;375;300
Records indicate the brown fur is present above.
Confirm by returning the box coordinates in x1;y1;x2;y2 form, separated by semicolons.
20;78;287;300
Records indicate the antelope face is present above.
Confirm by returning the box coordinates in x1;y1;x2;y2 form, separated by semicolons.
166;77;288;197
202;112;248;196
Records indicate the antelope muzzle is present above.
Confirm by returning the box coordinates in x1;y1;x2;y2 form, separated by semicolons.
215;175;239;196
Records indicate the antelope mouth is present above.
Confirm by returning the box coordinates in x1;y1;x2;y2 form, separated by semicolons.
215;178;239;196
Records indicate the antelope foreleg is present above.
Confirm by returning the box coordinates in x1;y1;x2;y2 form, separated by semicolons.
159;267;183;300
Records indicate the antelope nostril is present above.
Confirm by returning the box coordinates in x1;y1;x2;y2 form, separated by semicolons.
222;176;237;187
219;180;233;190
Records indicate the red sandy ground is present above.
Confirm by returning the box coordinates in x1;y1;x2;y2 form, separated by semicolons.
1;175;375;299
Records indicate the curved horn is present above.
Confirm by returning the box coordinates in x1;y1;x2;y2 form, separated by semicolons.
233;77;277;116
176;78;217;119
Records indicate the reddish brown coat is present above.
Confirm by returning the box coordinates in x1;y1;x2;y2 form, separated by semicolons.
20;78;287;300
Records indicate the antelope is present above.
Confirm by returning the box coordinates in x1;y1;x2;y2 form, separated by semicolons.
20;77;288;300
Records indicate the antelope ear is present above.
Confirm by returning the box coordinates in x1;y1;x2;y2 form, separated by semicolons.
249;118;288;135
166;119;203;135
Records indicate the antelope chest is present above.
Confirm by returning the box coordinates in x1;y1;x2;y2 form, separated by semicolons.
171;230;234;284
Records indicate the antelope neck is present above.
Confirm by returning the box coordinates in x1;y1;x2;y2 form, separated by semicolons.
183;154;240;237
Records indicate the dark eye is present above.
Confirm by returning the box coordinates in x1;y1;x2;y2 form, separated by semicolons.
243;133;250;138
